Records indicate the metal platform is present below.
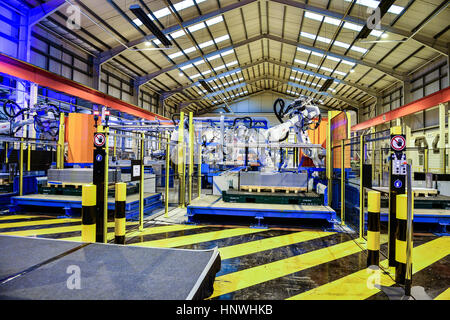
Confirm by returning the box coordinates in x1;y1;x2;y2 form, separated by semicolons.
0;235;221;300
10;193;163;219
187;195;336;228
222;190;324;205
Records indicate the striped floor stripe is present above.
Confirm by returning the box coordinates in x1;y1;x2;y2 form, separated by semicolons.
287;236;450;300
0;218;81;229
125;224;205;238
218;230;334;260
434;288;450;300
0;214;58;221
60;224;205;242
131;228;266;248
210;238;381;299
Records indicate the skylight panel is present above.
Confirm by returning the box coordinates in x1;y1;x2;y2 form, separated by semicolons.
345;0;404;14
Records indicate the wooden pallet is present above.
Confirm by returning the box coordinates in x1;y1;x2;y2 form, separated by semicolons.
240;185;307;194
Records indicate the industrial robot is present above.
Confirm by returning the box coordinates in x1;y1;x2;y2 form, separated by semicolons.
0;99;61;140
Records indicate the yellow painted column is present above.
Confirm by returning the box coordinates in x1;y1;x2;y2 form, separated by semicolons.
188;112;194;204
103;126;109;243
114;182;126;244
326;111;332;207
139;132;145;231
27;143;31;171
178;112;185;208
395;194;413;285
5;142;8;164
367;191;381;267
165;132;170;217
340;139;345;225
19;138;24;196
198;143;202;199
82;184;96;243
359;134;365;239
57;113;65;169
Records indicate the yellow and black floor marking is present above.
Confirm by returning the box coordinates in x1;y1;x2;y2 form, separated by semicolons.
0;213;448;300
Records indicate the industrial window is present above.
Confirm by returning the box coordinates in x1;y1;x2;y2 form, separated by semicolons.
0;3;20;58
30;32;92;83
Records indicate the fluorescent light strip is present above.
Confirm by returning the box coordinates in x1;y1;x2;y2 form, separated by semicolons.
180;49;234;71
198;77;245;93
189;60;238;80
344;0;404;14
304;12;383;37
133;0;207;26
297;47;355;66
169;34;229;60
294;58;347;77
290;76;337;92
300;32;367;54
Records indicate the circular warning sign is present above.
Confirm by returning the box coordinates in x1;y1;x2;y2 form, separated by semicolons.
94;133;106;147
391;135;406;151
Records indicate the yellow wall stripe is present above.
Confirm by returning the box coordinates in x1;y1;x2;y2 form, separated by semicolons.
0;218;79;229
434;288;450;300
210;239;371;299
287;236;450;300
132;228;266;248
219;231;334;260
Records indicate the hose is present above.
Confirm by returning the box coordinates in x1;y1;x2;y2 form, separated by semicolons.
273;98;285;123
232;117;253;128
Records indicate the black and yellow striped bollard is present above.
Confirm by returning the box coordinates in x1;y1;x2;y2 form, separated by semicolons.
115;182;126;244
395;194;412;284
367;191;381;267
81;184;96;243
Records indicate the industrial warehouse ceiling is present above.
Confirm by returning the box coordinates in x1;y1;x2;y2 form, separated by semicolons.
20;0;450;114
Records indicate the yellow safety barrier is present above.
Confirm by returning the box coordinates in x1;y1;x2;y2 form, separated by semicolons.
81;184;96;243
367;191;381;267
395;194;413;285
115;182;126;244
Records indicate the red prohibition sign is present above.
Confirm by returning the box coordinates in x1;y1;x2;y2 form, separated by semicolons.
391;135;406;151
94;133;106;147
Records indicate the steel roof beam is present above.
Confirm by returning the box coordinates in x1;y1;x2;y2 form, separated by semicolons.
98;0;257;65
272;0;448;56
29;0;66;26
137;33;406;89
163;57;379;99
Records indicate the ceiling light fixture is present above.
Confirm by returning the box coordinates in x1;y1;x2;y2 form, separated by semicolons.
130;4;172;47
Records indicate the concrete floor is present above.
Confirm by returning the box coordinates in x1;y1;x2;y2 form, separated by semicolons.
0;207;448;300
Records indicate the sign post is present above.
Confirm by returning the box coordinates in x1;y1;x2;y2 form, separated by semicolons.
388;126;407;269
93;129;106;243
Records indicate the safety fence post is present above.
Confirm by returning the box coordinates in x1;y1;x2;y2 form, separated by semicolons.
359;134;365;239
165;132;170;217
340;139;345;225
19;138;23;196
115;182;126;244
139;132;145;232
178;112;185;208
197;143;202;199
82;184;96;243
188;112;194;204
367;191;381;267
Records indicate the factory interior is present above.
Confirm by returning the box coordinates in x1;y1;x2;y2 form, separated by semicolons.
0;0;449;304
